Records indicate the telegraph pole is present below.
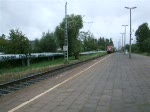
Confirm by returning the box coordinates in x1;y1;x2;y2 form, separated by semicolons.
120;33;124;53
122;25;128;54
64;2;68;62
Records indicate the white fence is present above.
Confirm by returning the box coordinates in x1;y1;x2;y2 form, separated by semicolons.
0;53;63;62
0;51;105;62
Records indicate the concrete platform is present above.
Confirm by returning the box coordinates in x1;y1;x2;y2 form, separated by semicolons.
0;53;150;112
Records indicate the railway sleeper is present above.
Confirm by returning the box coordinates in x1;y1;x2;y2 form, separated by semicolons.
18;82;30;87
13;85;25;89
0;89;11;94
26;80;36;84
0;92;8;96
7;86;20;91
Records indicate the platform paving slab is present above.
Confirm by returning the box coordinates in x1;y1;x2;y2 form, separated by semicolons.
0;53;150;112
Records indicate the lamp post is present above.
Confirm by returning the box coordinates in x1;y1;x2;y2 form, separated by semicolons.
125;7;137;58
122;25;128;54
120;33;124;52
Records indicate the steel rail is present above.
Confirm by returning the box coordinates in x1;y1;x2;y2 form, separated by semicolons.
0;54;107;97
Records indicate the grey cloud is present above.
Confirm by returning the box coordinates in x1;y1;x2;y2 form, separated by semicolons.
0;0;150;47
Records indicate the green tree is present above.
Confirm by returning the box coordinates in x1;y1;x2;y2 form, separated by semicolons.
33;31;57;53
109;38;114;46
72;38;83;59
55;26;64;51
105;39;110;47
125;44;129;51
143;38;150;55
5;29;31;54
131;44;138;53
82;31;98;51
97;37;114;50
135;23;150;52
0;34;8;52
40;32;57;52
55;14;83;59
98;37;105;50
33;38;41;52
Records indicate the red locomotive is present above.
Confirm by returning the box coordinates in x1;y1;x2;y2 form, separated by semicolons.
107;46;114;54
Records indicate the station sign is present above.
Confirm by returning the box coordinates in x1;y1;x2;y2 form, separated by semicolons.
63;46;68;51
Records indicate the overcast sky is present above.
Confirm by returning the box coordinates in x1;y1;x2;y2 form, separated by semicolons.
0;0;150;48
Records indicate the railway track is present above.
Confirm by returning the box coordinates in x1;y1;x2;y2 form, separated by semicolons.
0;54;107;97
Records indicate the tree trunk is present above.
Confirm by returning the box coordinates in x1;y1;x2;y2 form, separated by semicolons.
74;53;80;59
22;59;26;66
27;58;30;66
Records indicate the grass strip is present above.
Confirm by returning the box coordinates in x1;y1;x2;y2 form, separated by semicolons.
0;52;107;84
136;52;150;57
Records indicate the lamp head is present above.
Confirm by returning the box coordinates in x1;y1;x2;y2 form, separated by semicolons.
122;25;128;26
125;7;129;9
125;7;137;9
132;7;137;9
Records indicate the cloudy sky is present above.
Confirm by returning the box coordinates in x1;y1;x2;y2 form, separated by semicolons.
0;0;150;48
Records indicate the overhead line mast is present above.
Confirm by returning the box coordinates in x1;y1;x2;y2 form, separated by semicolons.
64;2;68;62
